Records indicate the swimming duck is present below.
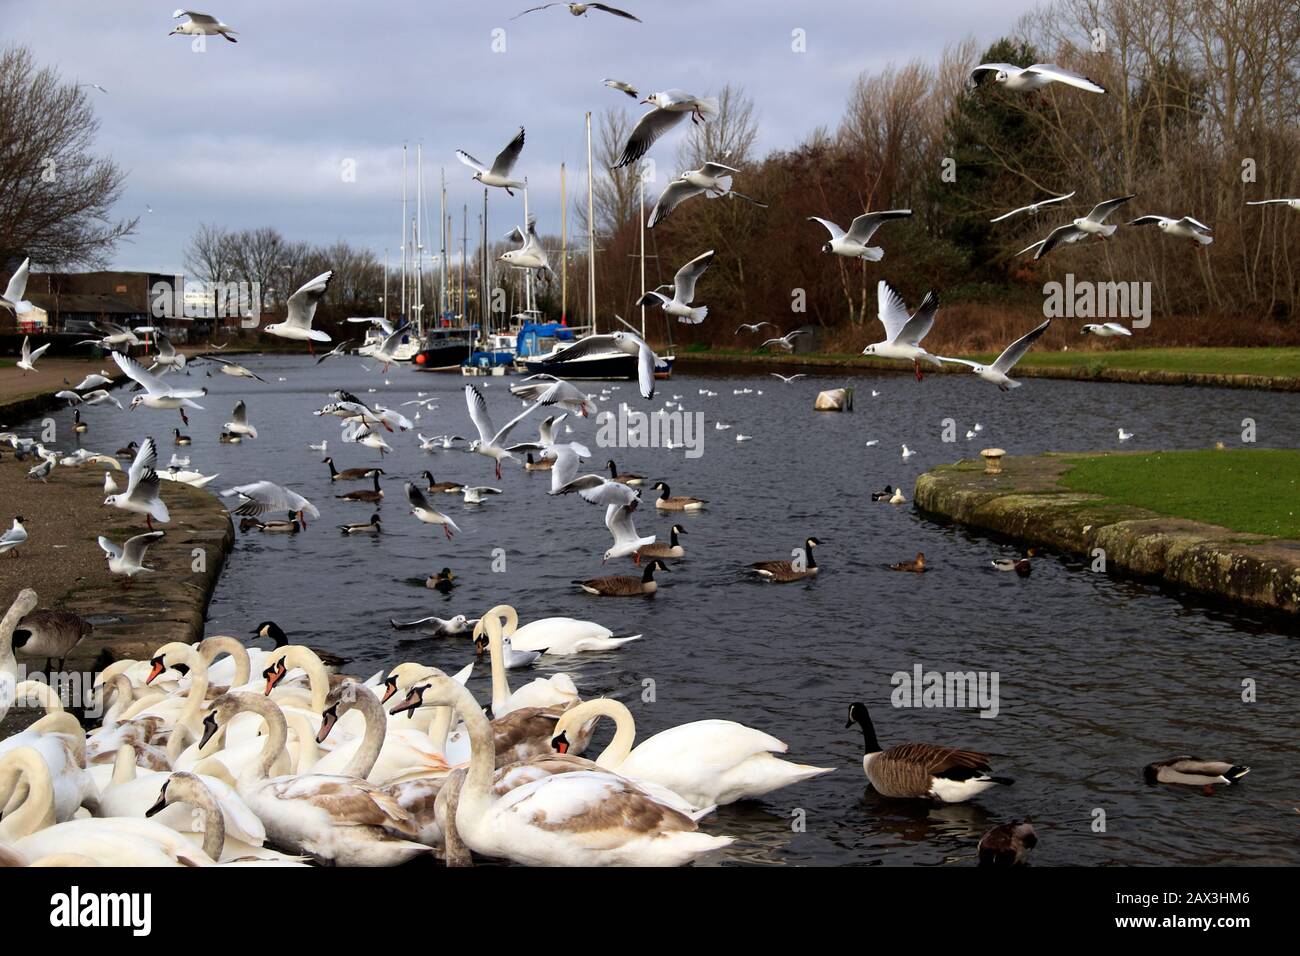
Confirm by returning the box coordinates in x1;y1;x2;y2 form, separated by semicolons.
888;487;906;505
260;511;304;533
870;484;894;502
991;549;1035;576
426;568;456;591
218;432;241;444
751;537;819;582
651;481;706;511
977;821;1038;866
888;552;927;573
338;513;382;535
1143;757;1250;789
573;558;669;596
637;524;687;560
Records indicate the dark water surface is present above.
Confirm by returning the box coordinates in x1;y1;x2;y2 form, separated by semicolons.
40;354;1300;865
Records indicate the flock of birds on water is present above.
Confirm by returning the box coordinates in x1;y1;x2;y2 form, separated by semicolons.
0;3;1280;868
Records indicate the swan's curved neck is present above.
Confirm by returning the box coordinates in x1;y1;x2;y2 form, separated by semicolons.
0;590;37;724
14;679;63;713
282;710;321;772
198;635;251;688
479;610;518;716
172;775;225;861
425;705;454;758
277;646;330;714
0;747;58;840
339;687;386;778
563;698;636;768
232;694;289;787
430;679;496;820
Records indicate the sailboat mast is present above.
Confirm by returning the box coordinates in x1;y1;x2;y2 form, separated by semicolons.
482;187;490;335
461;204;468;345
639;172;646;339
383;249;389;322
522;179;534;314
560;162;567;324
585;111;596;333
401;144;407;321
439;168;446;328
415;143;424;335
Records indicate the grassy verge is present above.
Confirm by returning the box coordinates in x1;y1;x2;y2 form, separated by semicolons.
1059;449;1300;538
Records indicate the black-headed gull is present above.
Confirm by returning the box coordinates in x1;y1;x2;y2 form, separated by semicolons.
115;351;206;424
1247;198;1300;211
499;218;551;273
603;78;639;98
759;329;807;353
1127;214;1214;245
940;319;1052;390
0;258;34;315
99;530;165;585
616;91;719;168
456;128;526;195
636;250;713;324
970;62;1104;93
80;321;141;350
544;330;663;399
736;322;776;335
1019;195;1135;259
861;281;943;379
808;210;911;261
169;9;237;42
405;483;462;540
512;2;641;21
224;400;258;439
1081;322;1132;337
0;518;28;557
222;481;320;526
465;383;542;478
105;437;170;528
989;191;1075;223
16;336;50;374
264;270;333;351
648;163;766;228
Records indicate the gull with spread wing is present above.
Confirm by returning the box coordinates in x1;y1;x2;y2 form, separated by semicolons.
1019;195;1134;260
221;481;320;527
0;258;34;315
939;319;1052;391
1127;214;1214;246
637;250;713;324
648;163;767;228
169;9;238;42
224;400;258;439
104;437;169;529
861;281;943;381
989;191;1075;223
512;2;641;21
16;336;50;374
456;128;526;195
263;270;333;353
114;351;206;425
99;530;165;587
809;210;911;261
616;90;719;168
970;62;1105;93
542;329;663;400
465;383;543;478
405;483;462;540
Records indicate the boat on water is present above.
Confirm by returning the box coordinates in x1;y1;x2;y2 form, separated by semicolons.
412;326;475;371
517;334;675;380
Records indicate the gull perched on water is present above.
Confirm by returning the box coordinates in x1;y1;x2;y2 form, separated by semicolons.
970;62;1105;93
105;437;169;529
603;78;639;98
512;2;641;20
405;483;463;540
0;518;28;557
1081;322;1132;337
99;530;165;586
637;250;713;324
169;9;238;42
465;383;543;478
1127;214;1214;246
500;218;551;274
0;258;34;314
1020;195;1135;259
15;336;50;374
616;90;720;168
1246;198;1300;211
1118;428;1134;442
648;163;767;228
808;210;912;261
544;329;663;399
222;481;320;526
264;270;333;351
989;191;1076;223
224;400;259;439
456;128;526;196
939;319;1052;391
114;352;206;425
861;281;943;380
759;329;807;353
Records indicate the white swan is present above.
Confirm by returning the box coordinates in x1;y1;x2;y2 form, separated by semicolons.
0;712;98;822
476;607;579;716
408;672;734;866
0;589;39;724
312;680;455;784
499;609;642;655
145;771;310;865
552;698;834;808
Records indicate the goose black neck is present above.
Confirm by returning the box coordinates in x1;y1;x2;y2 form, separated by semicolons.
641;562;658;582
658;483;670;500
608;461;618;478
326;459;338;476
805;542;818;569
854;708;882;753
669;527;679;546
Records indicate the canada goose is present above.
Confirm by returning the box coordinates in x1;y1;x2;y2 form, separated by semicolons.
337;469;384;503
420;471;463;494
870;484;894;502
338;512;379;535
991;549;1035;576
252;621;351;675
888;552;927;573
426;568;456;591
638;524;687;560
72;410;87;434
260;511;304;533
218;432;241;444
651;480;706;511
115;440;139;458
573;558;669;596
173;427;191;445
845;701;1013;802
607;459;647;485
524;452;553;471
324;457;375;482
338;512;382;534
751;537;820;582
11;610;94;673
978;821;1038;866
1143;757;1250;788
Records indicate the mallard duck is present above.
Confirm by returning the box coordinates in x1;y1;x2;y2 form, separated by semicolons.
238;517;264;532
638;524;687;560
1143;757;1250;788
607;459;647;485
173;427;191;446
218;432;241;444
888;552;926;573
420;471;463;494
336;469;384;502
524;453;553;471
751;537;820;582
324;457;375;482
870;484;894;502
260;511;303;533
426;568;456;591
651;481;706;511
338;513;381;534
573;558;669;596
991;549;1035;576
845;701;1013;802
977;821;1037;866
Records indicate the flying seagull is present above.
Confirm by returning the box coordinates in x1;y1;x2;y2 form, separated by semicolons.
99;531;165;586
500;218;551;274
808;210;912;261
616;91;719;168
456;128;526;195
970;63;1104;94
114;351;206;425
222;481;320;526
405;483;462;540
603;78;639;98
939;319;1053;390
1127;214;1214;246
1019;195;1135;260
1246;198;1300;211
544;329;663;400
207;356;267;382
0;258;34;315
512;3;640;21
636;250;713;324
1081;322;1132;337
759;330;807;353
264;270;333;352
104;437;169;529
770;373;807;383
169;9;238;42
465;383;543;479
989;191;1076;223
224;400;259;439
315;340;354;365
16;336;51;374
648;163;766;228
861;281;943;380
735;322;776;335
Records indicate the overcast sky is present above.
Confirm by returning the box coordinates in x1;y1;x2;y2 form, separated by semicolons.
9;0;1040;275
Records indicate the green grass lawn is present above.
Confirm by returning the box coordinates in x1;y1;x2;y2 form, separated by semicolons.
1059;449;1300;538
